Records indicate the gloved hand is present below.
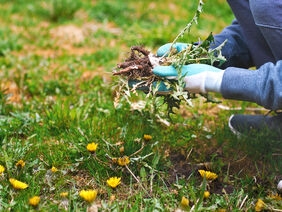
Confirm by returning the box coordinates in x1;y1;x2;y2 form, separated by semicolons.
155;43;225;93
153;64;224;94
128;43;225;94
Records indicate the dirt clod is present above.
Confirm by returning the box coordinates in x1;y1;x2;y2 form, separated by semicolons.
113;46;154;79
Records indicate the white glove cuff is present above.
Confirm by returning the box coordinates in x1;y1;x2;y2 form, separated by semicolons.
183;70;225;94
183;72;207;93
204;70;225;93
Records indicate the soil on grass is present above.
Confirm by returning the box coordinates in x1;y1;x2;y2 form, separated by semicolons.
168;149;280;195
113;46;154;79
168;151;235;194
168;151;196;180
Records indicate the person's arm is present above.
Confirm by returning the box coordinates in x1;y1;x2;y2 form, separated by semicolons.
221;60;282;110
212;20;254;69
157;20;254;69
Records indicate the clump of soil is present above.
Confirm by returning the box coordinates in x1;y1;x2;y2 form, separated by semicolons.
113;46;155;79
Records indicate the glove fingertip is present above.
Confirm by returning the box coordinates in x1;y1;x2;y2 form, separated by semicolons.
153;66;178;77
176;43;188;52
152;66;164;76
156;43;172;57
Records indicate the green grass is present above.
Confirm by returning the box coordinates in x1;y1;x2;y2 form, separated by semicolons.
0;0;281;211
0;28;22;56
37;0;82;22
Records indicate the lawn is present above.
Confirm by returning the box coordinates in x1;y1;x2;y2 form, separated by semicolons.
0;0;281;211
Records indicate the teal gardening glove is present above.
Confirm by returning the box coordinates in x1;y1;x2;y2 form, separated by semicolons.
154;43;225;94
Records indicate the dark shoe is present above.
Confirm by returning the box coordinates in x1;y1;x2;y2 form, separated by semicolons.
228;114;282;137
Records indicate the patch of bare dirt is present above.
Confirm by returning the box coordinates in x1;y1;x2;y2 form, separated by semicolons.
209;180;234;194
168;151;197;181
71;170;97;188
168;151;236;194
83;21;122;35
50;25;85;44
50;21;122;46
168;148;274;194
12;21;122;58
1;81;21;103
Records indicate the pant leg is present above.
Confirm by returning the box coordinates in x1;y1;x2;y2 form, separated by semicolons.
227;0;275;68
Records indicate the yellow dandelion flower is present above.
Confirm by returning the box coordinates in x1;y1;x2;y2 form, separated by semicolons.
51;166;58;173
118;156;130;166
60;192;69;198
9;178;28;189
0;165;5;174
16;160;25;168
87;142;98;152
267;193;282;201
143;134;152;141
107;177;121;188
198;170;218;180
255;199;265;212
29;196;40;206
204;191;210;199
79;190;97;202
181;196;189;207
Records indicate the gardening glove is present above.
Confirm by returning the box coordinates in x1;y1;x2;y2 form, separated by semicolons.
153;64;224;94
128;43;225;94
154;43;225;94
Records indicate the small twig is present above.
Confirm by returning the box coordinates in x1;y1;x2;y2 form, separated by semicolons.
187;162;214;168
102;138;124;151
77;127;89;140
270;208;282;212
272;153;282;156
101;138;114;147
131;152;154;162
94;155;112;167
190;198;199;212
186;148;193;161
239;195;248;210
129;142;145;157
105;153;115;161
125;165;151;197
39;156;49;166
233;155;247;164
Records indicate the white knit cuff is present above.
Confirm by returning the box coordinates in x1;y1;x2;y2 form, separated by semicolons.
204;70;225;93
